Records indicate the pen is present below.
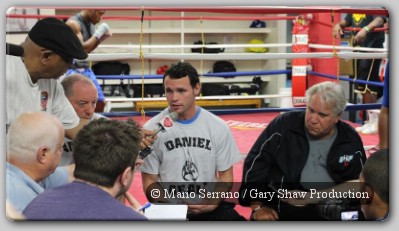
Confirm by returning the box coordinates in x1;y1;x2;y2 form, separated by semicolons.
137;202;152;212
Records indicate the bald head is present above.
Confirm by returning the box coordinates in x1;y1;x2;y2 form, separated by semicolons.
81;10;106;25
61;74;98;119
7;111;64;163
61;73;97;98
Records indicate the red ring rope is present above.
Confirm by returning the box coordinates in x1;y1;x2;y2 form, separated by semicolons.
7;6;388;15
6;14;298;21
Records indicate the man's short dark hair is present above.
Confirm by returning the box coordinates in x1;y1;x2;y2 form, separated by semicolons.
362;149;389;203
163;62;199;88
73;119;141;187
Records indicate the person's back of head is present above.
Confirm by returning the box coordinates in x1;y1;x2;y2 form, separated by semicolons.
163;62;200;88
361;149;389;220
305;81;347;115
7;111;65;181
72;119;141;187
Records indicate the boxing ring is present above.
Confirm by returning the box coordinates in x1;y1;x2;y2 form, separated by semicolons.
7;6;388;219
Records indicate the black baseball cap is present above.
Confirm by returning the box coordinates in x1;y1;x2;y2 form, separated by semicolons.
28;17;88;60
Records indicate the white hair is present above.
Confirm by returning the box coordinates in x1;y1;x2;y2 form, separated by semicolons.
7;112;63;162
305;81;347;115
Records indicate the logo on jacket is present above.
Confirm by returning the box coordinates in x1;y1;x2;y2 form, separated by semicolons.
40;91;48;112
339;154;354;167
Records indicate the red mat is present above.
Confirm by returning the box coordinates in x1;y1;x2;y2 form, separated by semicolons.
124;112;379;220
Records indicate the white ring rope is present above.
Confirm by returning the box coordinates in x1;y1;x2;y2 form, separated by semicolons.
97;43;293;49
308;44;387;52
97;43;387;52
105;94;290;103
87;51;387;61
91;42;388;61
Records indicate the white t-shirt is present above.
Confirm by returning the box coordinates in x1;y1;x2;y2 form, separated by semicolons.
141;107;241;183
6;55;79;131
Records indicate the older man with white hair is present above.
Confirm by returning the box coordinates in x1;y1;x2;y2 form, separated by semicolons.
6;112;71;212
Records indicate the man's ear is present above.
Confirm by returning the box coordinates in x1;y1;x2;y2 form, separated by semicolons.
364;183;375;204
119;167;133;187
40;50;54;63
194;82;201;96
335;112;342;123
36;146;48;164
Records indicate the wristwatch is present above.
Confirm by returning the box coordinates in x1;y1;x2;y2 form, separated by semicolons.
250;206;262;221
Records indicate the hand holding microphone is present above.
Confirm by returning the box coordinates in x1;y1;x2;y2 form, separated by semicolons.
139;112;178;159
94;23;112;42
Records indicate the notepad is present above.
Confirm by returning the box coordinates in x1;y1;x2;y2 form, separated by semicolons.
144;204;188;220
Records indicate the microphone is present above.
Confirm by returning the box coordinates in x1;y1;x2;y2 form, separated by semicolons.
154;111;178;135
6;43;24;57
139;112;178;159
